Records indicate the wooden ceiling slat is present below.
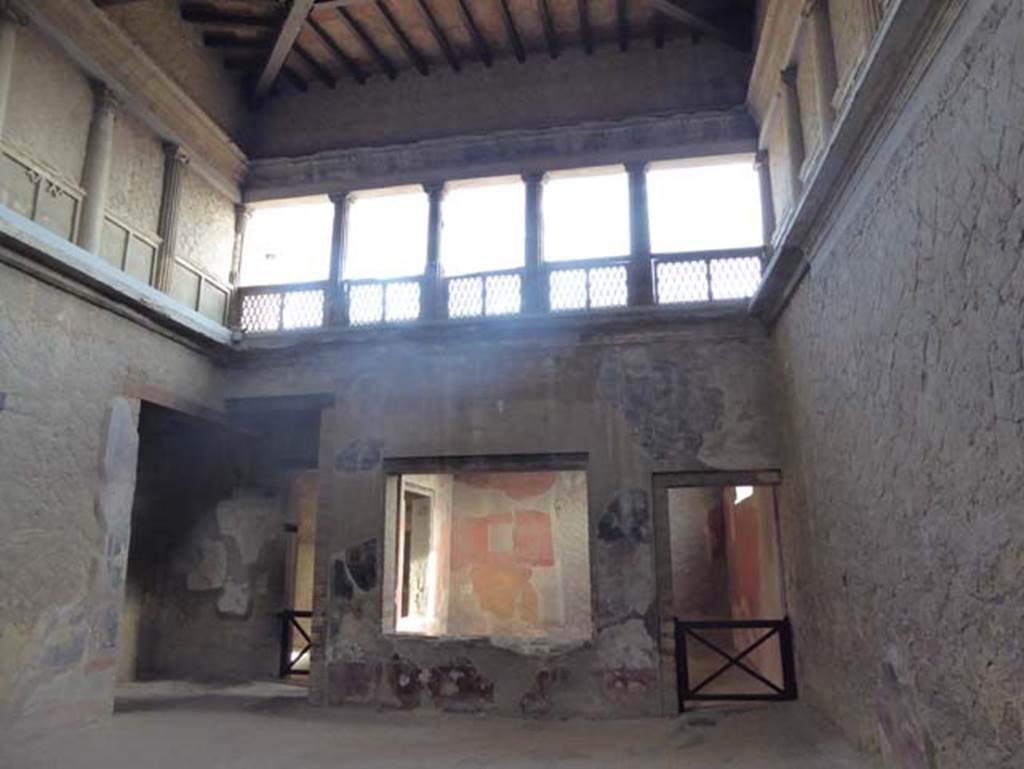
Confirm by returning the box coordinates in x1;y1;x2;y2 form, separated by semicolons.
616;0;629;51
496;0;526;62
307;15;369;83
576;0;593;53
536;0;559;58
335;6;399;79
180;2;280;27
375;0;430;75
451;0;494;67
412;0;462;72
294;41;339;87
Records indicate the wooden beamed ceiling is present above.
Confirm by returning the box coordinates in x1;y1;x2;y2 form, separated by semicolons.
167;0;755;101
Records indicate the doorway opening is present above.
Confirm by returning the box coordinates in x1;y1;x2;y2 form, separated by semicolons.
654;472;796;712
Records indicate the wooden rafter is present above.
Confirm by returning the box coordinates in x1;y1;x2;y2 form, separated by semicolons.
617;0;629;52
335;6;399;80
536;0;559;59
576;0;593;55
497;0;525;63
294;42;338;88
307;15;368;84
204;31;270;49
254;0;316;101
452;0;493;67
376;0;429;76
413;0;461;73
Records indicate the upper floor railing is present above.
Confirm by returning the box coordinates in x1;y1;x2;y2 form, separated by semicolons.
232;246;764;335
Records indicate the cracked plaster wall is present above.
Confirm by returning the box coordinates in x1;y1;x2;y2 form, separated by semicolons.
225;317;780;716
771;2;1024;767
0;259;223;741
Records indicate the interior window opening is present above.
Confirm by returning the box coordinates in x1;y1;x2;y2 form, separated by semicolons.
440;176;525;277
647;155;764;254
345;186;429;281
382;469;591;645
239;197;333;287
542;166;630;263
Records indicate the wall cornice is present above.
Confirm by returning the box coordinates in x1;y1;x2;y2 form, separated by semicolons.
15;0;249;201
244;107;758;200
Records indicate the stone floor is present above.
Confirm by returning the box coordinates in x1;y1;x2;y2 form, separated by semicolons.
3;681;880;769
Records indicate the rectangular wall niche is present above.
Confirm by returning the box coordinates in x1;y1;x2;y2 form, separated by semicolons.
382;469;591;644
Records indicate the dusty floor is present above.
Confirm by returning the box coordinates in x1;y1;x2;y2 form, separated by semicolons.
3;681;880;769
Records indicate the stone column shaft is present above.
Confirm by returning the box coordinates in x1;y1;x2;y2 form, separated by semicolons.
802;0;838;148
780;66;806;210
154;143;189;291
754;149;776;253
522;172;545;314
77;83;118;254
626;161;653;306
328;192;351;325
423;181;446;321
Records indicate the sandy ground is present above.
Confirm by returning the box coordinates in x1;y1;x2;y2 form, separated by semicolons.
3;680;880;769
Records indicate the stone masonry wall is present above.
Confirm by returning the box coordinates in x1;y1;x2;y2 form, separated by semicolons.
771;2;1024;767
0;259;223;741
226;316;780;717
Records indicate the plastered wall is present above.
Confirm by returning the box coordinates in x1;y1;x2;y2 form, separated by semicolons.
175;166;236;284
108;110;164;236
5;26;92;186
0;259;223;741
771;1;1024;766
226;318;780;717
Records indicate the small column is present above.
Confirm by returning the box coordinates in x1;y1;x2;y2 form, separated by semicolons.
780;66;806;208
522;172;545;314
626;161;653;306
754;150;776;254
423;181;445;320
228;204;251;285
327;192;351;325
77;83;118;254
0;3;26;138
802;0;838;148
154;143;189;291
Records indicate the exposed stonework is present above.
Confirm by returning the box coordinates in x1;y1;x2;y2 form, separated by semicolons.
772;2;1024;766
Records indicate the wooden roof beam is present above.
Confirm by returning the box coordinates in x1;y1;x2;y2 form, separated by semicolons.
376;0;429;76
452;0;492;67
616;0;629;52
307;15;368;84
576;0;593;55
646;0;749;51
254;0;316;101
497;0;525;63
204;31;270;49
537;0;559;59
413;0;461;72
335;6;399;79
294;42;339;87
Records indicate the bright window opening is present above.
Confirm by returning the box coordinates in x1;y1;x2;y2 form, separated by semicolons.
542;166;630;262
345;186;429;280
382;469;591;644
441;177;525;277
647;156;764;254
239;198;333;287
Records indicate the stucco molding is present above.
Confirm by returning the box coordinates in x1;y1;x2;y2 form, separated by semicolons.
13;0;248;201
244;108;758;200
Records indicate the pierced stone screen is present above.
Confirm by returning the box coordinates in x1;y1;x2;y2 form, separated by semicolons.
382;470;591;645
